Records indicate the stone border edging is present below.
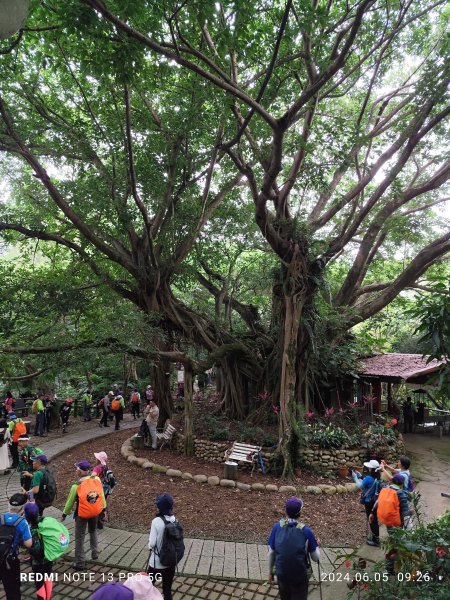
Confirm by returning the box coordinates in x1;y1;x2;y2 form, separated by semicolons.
121;436;359;496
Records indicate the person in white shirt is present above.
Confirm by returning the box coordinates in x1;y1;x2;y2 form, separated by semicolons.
148;494;177;600
145;400;159;450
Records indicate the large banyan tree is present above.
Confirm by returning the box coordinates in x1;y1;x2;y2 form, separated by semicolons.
0;0;449;476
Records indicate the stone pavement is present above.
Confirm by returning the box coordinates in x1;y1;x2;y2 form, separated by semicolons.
0;416;353;599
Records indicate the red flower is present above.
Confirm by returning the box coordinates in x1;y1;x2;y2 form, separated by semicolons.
324;407;335;418
304;411;315;420
344;559;351;568
436;546;448;558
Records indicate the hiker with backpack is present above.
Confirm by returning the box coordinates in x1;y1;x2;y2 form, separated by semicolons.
24;502;70;600
130;387;141;420
59;398;73;434
92;451;116;530
111;392;125;431
61;460;106;571
32;396;46;438
8;413;27;469
267;497;320;600
82;392;93;422
352;459;383;547
0;493;33;600
148;493;185;600
370;473;413;575
98;392;113;428
0;418;12;475
380;456;414;494
28;455;57;516
17;435;43;491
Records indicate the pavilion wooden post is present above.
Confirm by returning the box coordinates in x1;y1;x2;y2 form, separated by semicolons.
372;381;382;414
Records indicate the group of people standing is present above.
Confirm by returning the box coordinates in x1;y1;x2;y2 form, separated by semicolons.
0;435;117;600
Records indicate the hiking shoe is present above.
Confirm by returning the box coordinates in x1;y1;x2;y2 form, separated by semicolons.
72;563;85;571
91;552;99;560
366;540;380;547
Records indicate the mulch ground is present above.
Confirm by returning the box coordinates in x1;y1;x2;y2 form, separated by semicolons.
50;428;367;548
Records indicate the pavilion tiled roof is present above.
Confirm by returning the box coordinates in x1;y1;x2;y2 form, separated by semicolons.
359;353;444;381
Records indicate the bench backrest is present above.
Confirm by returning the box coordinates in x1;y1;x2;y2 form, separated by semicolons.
163;423;176;438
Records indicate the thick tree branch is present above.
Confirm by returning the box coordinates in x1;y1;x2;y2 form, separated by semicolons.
348;231;450;325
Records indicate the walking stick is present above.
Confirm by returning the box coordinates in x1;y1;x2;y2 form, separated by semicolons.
317;560;323;600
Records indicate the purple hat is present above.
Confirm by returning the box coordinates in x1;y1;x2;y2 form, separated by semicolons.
75;460;91;471
91;583;133;600
24;503;40;518
31;454;48;464
392;473;405;485
285;497;304;518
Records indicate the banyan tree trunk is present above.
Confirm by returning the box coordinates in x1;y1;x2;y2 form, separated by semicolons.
184;365;194;456
217;356;247;419
275;246;311;480
152;357;173;425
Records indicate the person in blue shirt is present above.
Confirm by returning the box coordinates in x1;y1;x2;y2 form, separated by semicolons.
0;493;33;600
352;459;383;547
268;497;320;600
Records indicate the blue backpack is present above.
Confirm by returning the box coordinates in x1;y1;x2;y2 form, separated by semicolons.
274;520;308;582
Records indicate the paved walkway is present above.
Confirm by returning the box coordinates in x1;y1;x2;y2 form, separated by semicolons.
0;416;351;599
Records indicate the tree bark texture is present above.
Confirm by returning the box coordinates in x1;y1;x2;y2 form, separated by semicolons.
184;365;194;456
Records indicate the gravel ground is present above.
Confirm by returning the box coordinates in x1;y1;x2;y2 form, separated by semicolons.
50;429;366;548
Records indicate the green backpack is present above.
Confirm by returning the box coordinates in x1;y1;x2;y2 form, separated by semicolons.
38;517;70;561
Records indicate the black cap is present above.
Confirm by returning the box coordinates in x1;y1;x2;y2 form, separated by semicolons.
9;493;28;507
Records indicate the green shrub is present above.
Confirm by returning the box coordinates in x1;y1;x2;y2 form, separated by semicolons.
261;433;276;447
211;428;229;441
309;424;355;449
349;501;450;599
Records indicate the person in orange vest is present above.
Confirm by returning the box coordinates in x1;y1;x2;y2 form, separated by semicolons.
61;461;105;571
369;473;413;574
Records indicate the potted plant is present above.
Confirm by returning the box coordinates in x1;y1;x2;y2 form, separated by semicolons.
338;465;349;478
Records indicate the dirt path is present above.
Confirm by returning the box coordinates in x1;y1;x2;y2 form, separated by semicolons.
403;433;450;522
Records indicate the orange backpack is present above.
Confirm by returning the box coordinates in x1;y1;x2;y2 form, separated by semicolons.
377;487;401;527
111;399;121;411
131;392;139;403
12;420;27;442
77;476;104;518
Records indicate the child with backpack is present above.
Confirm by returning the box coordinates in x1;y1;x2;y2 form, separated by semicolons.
267;497;320;600
352;459;383;546
370;473;413;574
148;493;184;600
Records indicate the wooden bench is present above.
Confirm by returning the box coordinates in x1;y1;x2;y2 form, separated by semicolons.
224;442;262;475
156;422;177;450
